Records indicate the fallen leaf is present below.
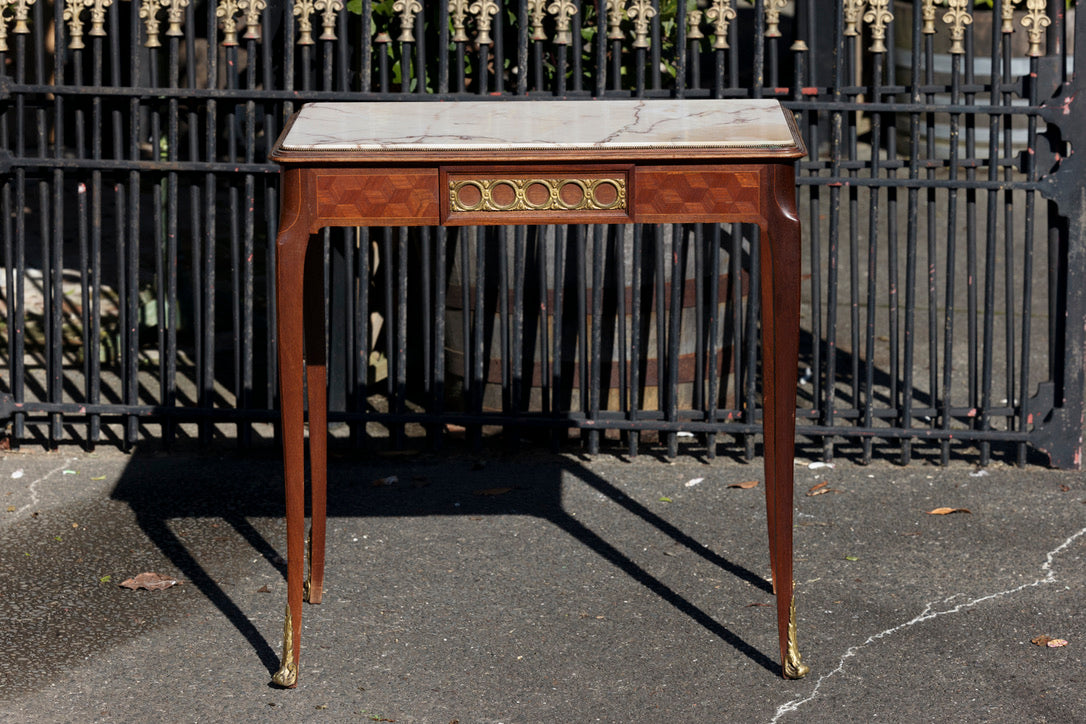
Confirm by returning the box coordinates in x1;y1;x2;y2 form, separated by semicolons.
658;496;673;503
119;572;183;591
5;506;14;513
844;555;860;561
257;585;271;593
1032;635;1054;646
746;602;772;607
727;481;759;489
807;481;841;496
926;507;972;515
473;487;513;496
1059;484;1071;492
62;470;77;475
91;475;107;481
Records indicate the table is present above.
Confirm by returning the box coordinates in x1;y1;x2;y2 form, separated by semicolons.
268;100;808;687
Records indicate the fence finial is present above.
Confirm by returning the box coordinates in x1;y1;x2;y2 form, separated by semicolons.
548;0;577;46
605;0;624;40
449;0;469;43
941;0;972;55
241;0;267;41
218;0;242;45
921;0;937;34
316;0;342;41
392;0;421;42
470;0;499;45
843;0;864;37
863;0;893;53
293;0;316;45
705;0;735;50
1021;0;1050;57
626;0;655;50
765;0;787;39
687;8;703;41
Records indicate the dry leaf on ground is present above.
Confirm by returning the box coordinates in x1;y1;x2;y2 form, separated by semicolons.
807;481;842;496
727;481;759;489
926;507;972;515
119;572;182;591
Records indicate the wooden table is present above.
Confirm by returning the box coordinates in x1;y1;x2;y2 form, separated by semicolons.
268;100;808;687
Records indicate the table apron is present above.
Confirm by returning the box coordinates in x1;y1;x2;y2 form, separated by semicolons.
304;163;776;230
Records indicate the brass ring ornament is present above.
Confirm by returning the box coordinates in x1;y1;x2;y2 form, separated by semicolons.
449;177;626;214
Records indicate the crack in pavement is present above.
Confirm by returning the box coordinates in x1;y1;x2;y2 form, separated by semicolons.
7;457;80;519
770;524;1086;722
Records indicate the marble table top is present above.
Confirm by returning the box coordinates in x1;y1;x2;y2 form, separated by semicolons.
276;100;799;153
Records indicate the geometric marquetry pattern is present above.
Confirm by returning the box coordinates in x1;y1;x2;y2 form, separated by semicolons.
315;169;439;224
635;167;762;220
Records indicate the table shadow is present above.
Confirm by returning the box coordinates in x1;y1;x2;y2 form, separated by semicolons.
110;450;779;681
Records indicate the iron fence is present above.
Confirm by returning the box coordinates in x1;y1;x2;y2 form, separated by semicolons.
0;0;1082;466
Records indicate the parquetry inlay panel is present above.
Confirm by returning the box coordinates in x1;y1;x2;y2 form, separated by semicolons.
635;166;763;221
315;169;439;225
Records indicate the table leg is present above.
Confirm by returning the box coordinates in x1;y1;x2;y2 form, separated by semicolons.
303;235;327;606
272;169;310;688
760;163;809;680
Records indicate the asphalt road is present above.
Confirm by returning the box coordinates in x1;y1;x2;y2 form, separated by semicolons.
0;446;1083;723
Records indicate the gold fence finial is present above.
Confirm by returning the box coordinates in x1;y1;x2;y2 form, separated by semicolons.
63;0;88;50
921;0;936;34
687;8;703;41
241;0;266;40
0;4;9;52
293;0;316;44
705;0;735;50
316;0;342;41
863;0;893;53
470;0;499;45
843;0;864;37
548;0;577;45
449;0;469;43
1021;0;1050;57
10;0;35;36
392;0;421;42
765;0;787;39
88;0;112;37
217;0;241;45
942;0;972;55
626;0;655;49
1001;0;1022;34
605;0;623;40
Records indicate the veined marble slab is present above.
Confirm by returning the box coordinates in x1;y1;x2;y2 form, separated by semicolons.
278;100;797;152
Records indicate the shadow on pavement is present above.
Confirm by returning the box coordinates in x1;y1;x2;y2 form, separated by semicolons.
107;448;780;681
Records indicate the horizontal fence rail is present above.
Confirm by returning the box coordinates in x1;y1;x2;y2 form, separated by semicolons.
0;0;1083;466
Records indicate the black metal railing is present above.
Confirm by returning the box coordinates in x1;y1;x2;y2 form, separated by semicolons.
0;0;1082;467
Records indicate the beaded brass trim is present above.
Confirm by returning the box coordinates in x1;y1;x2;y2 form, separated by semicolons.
449;177;626;213
271;603;298;687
